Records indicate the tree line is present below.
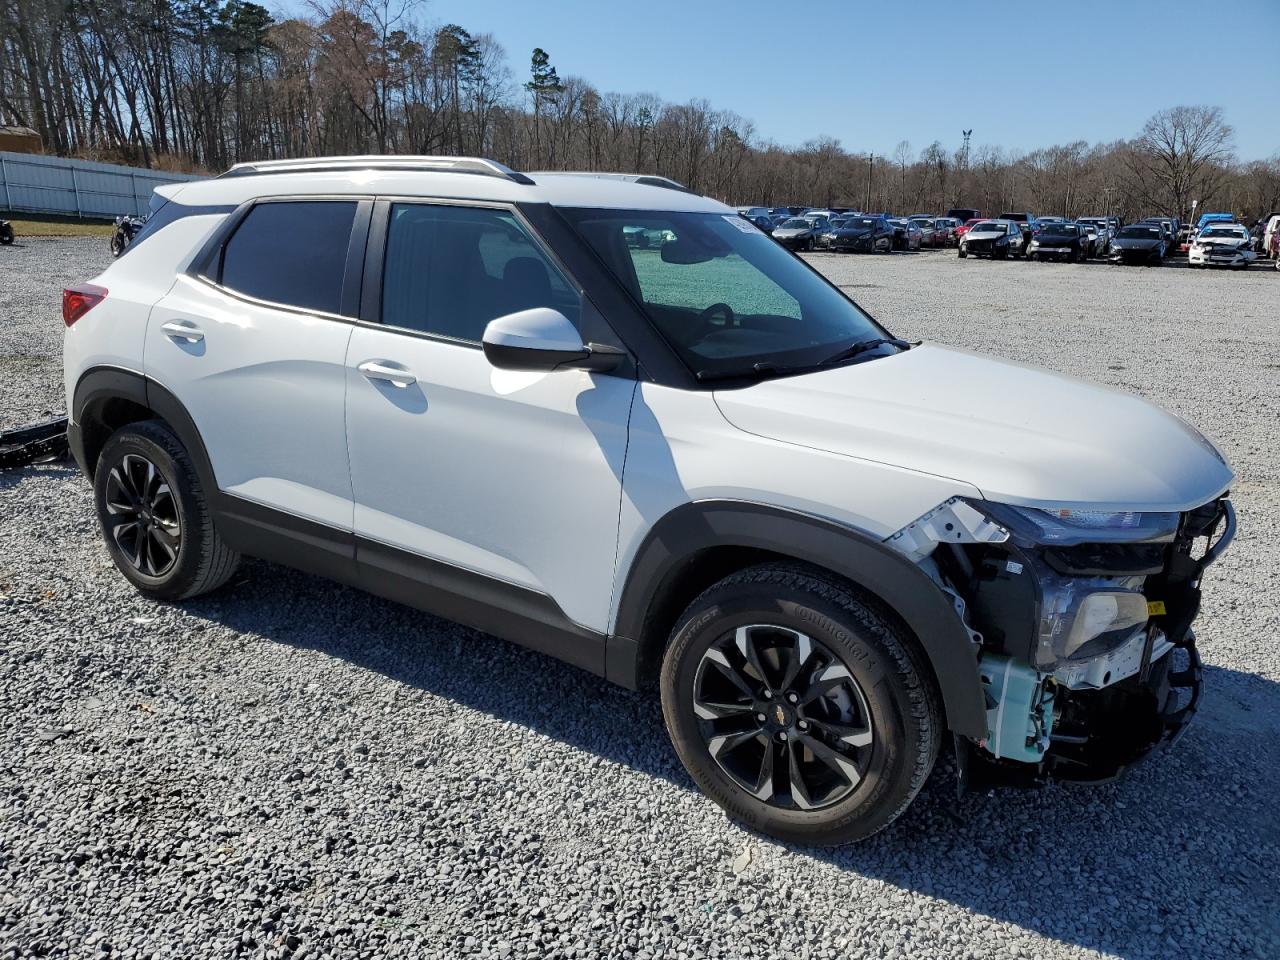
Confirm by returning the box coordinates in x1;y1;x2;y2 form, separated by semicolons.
2;0;1278;223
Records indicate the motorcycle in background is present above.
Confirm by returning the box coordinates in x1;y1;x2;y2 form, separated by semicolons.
110;214;146;256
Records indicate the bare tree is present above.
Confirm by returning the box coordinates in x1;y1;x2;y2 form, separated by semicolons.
1124;105;1235;221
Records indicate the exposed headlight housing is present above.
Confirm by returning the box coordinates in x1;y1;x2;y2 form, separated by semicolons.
1002;505;1180;545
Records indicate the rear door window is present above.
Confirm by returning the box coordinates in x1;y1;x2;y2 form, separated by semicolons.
220;201;358;315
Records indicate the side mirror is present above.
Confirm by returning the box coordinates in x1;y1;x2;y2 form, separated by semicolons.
482;307;624;373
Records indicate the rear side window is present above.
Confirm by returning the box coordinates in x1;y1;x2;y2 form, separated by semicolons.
380;203;580;342
220;201;357;315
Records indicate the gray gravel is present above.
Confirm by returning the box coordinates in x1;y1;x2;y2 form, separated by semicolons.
2;237;1278;959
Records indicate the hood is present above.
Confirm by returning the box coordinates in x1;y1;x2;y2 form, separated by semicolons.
966;229;1005;240
1197;236;1247;247
774;228;809;238
835;226;875;237
1112;237;1161;249
713;343;1232;512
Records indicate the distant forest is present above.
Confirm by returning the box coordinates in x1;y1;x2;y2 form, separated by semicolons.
3;0;1278;220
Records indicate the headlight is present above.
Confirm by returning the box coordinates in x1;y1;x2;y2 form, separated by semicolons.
1038;578;1150;666
1029;240;1040;249
1005;505;1180;544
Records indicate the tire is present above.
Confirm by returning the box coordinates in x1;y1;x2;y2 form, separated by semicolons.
957;247;967;258
0;225;13;245
93;420;239;601
660;563;941;846
110;233;124;257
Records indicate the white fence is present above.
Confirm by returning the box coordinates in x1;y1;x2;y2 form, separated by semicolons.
0;152;200;219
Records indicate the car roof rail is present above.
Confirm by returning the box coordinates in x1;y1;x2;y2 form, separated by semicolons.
530;171;693;193
217;156;537;185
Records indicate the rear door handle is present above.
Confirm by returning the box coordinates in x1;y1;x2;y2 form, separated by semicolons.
161;320;204;343
357;360;416;387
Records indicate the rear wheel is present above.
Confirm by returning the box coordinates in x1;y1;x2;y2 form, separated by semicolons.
660;563;941;846
93;420;239;601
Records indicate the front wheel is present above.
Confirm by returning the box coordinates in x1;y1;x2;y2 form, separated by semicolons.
660;563;941;846
0;224;13;245
957;247;967;258
93;420;240;601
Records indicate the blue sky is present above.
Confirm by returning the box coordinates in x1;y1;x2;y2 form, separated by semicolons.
277;0;1280;160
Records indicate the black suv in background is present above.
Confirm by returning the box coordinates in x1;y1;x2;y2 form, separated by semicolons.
998;211;1037;244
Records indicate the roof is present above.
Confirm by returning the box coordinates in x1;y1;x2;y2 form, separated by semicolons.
159;155;730;214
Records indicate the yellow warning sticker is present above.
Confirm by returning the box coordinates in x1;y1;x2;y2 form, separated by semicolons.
1147;600;1167;616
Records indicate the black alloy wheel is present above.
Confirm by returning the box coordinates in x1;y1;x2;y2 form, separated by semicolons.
692;624;874;810
103;452;182;577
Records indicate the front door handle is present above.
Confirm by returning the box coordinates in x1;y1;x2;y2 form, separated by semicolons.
357;360;417;388
161;320;204;343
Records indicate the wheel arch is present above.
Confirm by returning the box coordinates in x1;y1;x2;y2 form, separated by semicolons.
609;500;988;739
71;366;218;497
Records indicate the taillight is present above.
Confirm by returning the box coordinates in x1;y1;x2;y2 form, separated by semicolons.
63;283;108;326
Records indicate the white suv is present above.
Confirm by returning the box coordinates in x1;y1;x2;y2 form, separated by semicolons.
63;156;1235;844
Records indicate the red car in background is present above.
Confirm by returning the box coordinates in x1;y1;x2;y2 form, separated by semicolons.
954;218;986;243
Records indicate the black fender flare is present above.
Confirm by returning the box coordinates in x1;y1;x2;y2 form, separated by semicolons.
72;366;219;498
608;500;988;739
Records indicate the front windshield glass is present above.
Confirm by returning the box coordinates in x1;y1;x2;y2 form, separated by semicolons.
1201;228;1242;239
844;217;877;229
780;218;810;229
970;221;1000;231
561;208;888;378
1040;224;1078;235
1117;227;1159;239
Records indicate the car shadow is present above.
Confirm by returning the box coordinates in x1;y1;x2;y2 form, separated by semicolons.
181;554;1280;957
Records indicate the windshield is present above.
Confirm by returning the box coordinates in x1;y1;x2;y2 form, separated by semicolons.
1117;227;1159;239
909;218;933;228
1040;224;1078;235
1201;227;1243;239
970;221;1001;231
561;208;888;378
780;218;810;229
844;217;878;229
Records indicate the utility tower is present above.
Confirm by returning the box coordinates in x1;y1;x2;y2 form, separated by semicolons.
960;129;972;169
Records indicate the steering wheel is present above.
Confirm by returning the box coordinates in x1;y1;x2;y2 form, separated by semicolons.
690;302;737;345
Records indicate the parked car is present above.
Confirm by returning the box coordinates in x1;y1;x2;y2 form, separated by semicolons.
62;155;1236;847
1261;213;1280;259
909;217;942;247
998;211;1037;244
1188;223;1255;270
110;215;147;257
1077;223;1103;258
1107;224;1166;266
1195;211;1234;233
954;218;985;243
0;219;13;245
889;218;923;251
746;214;776;235
1139;218;1178;255
1076;217;1112;255
946;207;981;225
822;214;896;253
772;216;825;251
958;219;1026;259
1027;222;1088;262
932;218;960;246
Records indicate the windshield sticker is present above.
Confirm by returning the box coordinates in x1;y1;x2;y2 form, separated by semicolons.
724;215;760;234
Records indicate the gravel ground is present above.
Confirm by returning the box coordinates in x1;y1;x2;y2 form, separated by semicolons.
2;237;1278;960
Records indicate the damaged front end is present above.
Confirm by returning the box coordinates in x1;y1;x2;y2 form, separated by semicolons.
886;495;1234;788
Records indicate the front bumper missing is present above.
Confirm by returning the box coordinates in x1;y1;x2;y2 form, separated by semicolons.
960;628;1203;791
0;416;70;469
